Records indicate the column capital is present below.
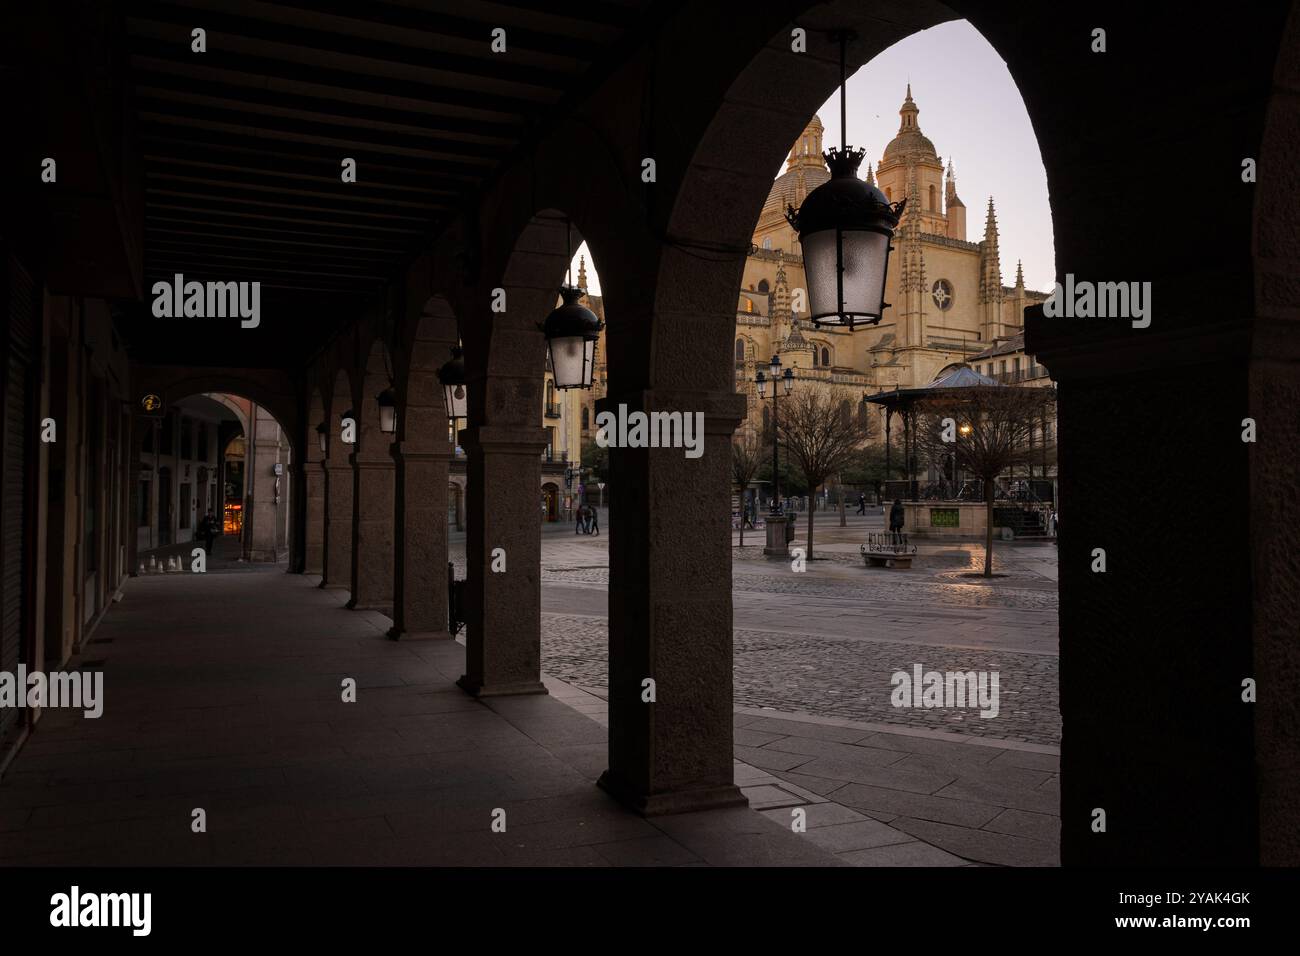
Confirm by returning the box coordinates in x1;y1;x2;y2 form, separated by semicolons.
464;424;547;455
348;452;396;469
390;441;453;463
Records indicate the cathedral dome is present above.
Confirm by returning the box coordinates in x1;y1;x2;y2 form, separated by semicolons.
760;116;831;223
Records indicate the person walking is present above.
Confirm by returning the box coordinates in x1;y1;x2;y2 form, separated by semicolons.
199;508;218;555
889;498;906;544
856;493;866;515
589;505;600;536
575;503;586;535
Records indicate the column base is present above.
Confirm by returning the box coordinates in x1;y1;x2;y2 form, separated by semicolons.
387;627;451;641
456;675;548;698
596;770;749;817
318;581;349;590
762;517;789;557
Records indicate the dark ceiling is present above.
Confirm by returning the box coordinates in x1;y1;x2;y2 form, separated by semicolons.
115;0;658;368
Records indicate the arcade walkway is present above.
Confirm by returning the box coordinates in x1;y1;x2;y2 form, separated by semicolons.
0;567;836;867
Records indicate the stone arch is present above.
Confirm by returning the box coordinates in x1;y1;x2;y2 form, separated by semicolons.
133;366;301;460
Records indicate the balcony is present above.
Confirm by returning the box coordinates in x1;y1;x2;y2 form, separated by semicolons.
544;402;562;419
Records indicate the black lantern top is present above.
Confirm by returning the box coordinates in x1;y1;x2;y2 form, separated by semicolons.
785;148;901;237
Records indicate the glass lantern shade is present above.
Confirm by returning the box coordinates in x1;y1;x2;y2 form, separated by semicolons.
316;422;328;455
376;388;397;434
786;148;903;329
782;368;794;395
756;370;767;398
541;287;603;389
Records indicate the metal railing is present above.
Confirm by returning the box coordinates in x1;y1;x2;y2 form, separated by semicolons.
544;402;562;419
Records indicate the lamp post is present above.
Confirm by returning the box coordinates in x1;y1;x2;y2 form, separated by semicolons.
756;354;794;555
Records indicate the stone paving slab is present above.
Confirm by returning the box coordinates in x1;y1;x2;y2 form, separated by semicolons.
0;571;841;869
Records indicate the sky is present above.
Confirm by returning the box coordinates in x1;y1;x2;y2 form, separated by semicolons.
572;19;1055;297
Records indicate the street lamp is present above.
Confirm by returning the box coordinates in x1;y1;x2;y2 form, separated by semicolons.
784;31;904;329
437;346;467;421
316;421;328;455
376;388;397;434
540;220;604;389
542;287;603;389
755;354;794;516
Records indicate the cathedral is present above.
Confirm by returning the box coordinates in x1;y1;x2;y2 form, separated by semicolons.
735;88;1050;439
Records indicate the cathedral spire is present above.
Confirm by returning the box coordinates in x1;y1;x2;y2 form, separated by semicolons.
945;159;963;207
984;196;998;240
898;84;920;132
1015;259;1024;290
978;197;1003;307
865;162;874;185
577;255;588;291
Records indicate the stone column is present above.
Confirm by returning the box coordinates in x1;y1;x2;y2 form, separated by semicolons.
457;425;547;696
388;443;450;639
347;453;394;611
244;405;284;562
320;460;352;589
599;388;749;815
303;459;325;575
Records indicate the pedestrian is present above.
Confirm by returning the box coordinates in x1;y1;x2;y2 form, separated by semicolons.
889;498;905;543
575;503;586;535
589;505;600;536
856;493;866;515
199;509;217;554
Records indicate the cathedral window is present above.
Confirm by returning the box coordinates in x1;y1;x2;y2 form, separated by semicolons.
758;279;769;293
743;297;754;313
821;347;831;368
929;185;937;211
762;237;772;250
736;339;745;361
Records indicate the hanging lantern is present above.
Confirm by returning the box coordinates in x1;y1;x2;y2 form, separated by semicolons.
316;421;328;455
541;286;603;389
784;31;904;329
376;388;397;434
437;346;468;420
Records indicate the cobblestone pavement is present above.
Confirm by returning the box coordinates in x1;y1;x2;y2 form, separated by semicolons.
454;522;1061;746
540;614;1059;745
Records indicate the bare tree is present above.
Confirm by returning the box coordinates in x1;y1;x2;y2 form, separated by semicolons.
731;429;762;547
914;386;1056;577
776;389;871;560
